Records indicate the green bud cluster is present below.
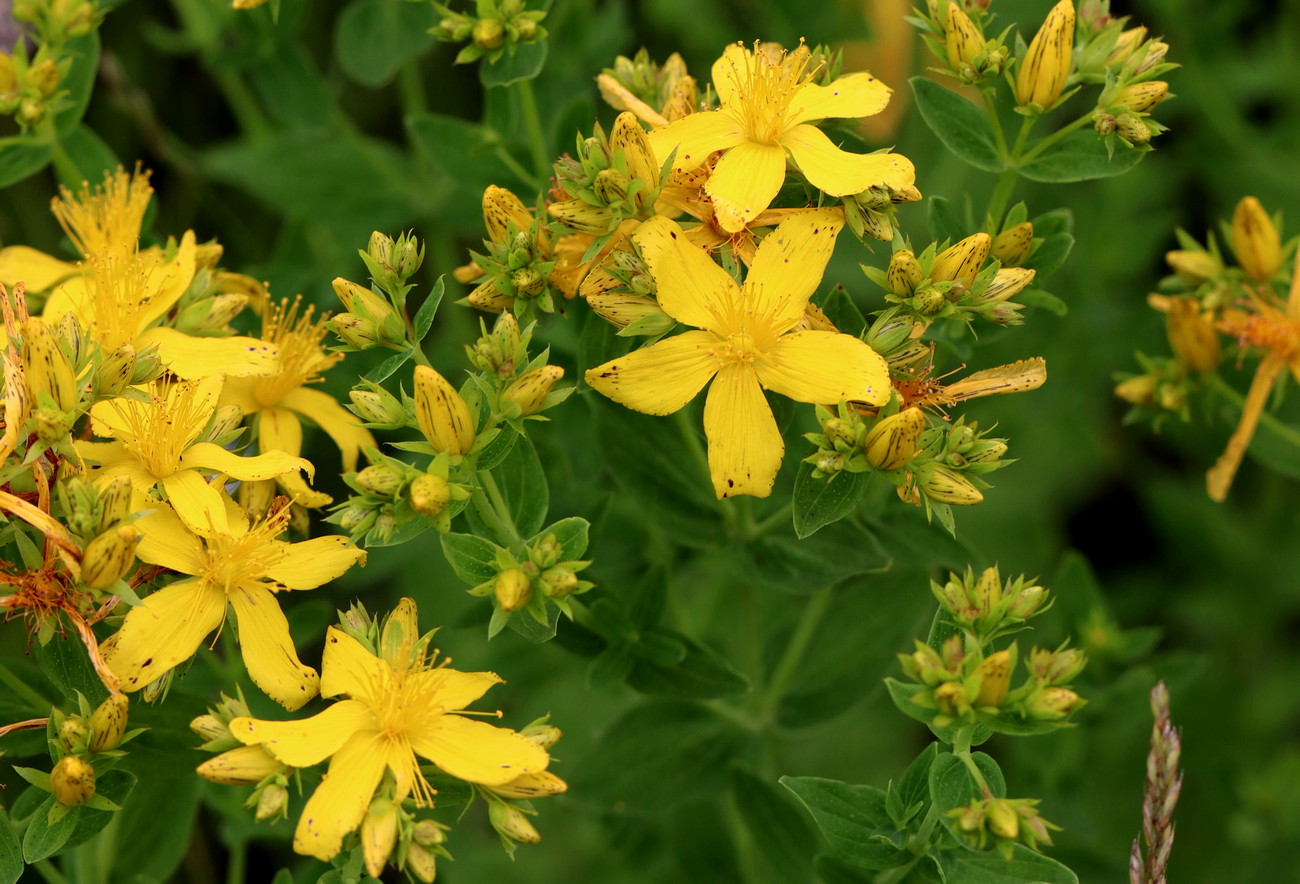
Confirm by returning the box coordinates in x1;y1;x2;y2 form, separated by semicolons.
430;0;548;66
549;114;665;239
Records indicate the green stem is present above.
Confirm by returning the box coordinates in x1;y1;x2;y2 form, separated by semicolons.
874;857;922;884
224;838;246;884
749;501;792;538
397;60;428;116
0;661;51;712
672;410;714;500
759;585;835;719
475;470;524;549
1017;111;1093;165
209;67;272;141
980;87;1009;160
32;861;71;884
515;79;549;182
494;146;542;193
951;727;991;794
984;169;1019;235
1210;372;1300;448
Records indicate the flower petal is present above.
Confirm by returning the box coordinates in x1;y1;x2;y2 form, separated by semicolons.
265;536;366;590
135;503;205;575
755;330;891;406
710;42;749;106
229;584;321;710
181;441;313;483
230;699;374;766
105;578;226;692
320;627;387;702
161;469;233;536
781;123;916;196
256;406;303;456
408;667;504;711
585;330;720;415
705;140;788;234
785;73;893;128
744;209;844;332
702;364;782;498
633;216;741;329
647;111;745;173
0;246;81;293
409;715;549;786
294;732;391;861
282;387;376;473
137;326;279;380
135;231;197;329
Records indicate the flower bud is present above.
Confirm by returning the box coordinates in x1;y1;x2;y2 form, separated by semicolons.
23;318;78;412
196;744;284;785
492;770;568;800
976;267;1036;304
349;385;407;428
255;783;289;821
361;799;400;879
355;464;405;499
1165;297;1221;373
945;3;985;73
483;186;533;243
593;167;631;205
520;722;563;749
97;476;134;533
412;818;448;847
1114;374;1157;406
190;713;231;745
920;465;984;505
1105;25;1147;66
863;408;926;471
933;680;970;717
58;716;88;753
494;568;533;612
489;801;542;843
511;266;545;298
1165;249;1221;285
1007;584;1047;619
986;798;1020;839
473;16;504;50
610;111;658;189
129;345;163;385
404;843;438;883
88;692;129;752
1026;686;1083;720
1028;646;1087;684
886;249;925;295
469;280;516;314
1015;0;1076;109
413;365;476;455
1115;80;1169;114
1231;196;1282;282
409;473;452;518
1115;112;1151;146
973;649;1012;707
95;344;136;397
502;365;563;416
330;313;380;349
991;222;1033;267
538;566;579;598
930;233;991;287
548;199;615;236
587;292;672;331
50;755;96;806
80;525;140;591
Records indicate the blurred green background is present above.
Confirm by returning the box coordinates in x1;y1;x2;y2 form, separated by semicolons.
2;0;1300;882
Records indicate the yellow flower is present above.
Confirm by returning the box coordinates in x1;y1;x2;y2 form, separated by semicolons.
104;499;366;708
221;297;376;506
76;376;314;534
0;169;277;379
647;42;915;234
585;210;890;498
227;599;551;861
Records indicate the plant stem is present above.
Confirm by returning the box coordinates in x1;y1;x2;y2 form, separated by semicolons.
759;585;835;719
32;861;71;884
1017;111;1093;165
981;87;1009;160
951;727;991;794
516;79;549;182
1210;372;1300;449
398;60;428;116
475;470;524;548
0;660;52;712
984;169;1019;234
225;838;247;884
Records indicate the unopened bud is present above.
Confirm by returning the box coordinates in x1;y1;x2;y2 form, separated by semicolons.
50;755;96;806
977;267;1036;304
1231;196;1282;282
95;344;136;397
863;408;926;471
548;199;614;236
1166;297;1221;373
973;649;1012;707
23;318;78;412
413;365;476;455
502;365;563;416
610;111;658;188
196;744;284;785
1015;0;1075;109
473;17;504;50
986;799;1020;839
1105;26;1147;66
494;568;533;612
58;716;88;753
349;386;407;428
409;473;452;518
412;818;448;848
404;842;438;883
1007;584;1047;619
80;525;139;591
520;722;562;749
1115;112;1151;146
538;566;579;598
933;680;969;717
1028;646;1087;684
1114;374;1157;406
930;233;991;287
1026;686;1083;720
945;3;985;73
88;693;129;752
1166;249;1221;285
255;783;289;821
1115;80;1169;114
489;801;542;843
355;464;405;499
920;465;984;505
361;799;400;879
991;222;1033;267
492;770;568;799
886;249;925;295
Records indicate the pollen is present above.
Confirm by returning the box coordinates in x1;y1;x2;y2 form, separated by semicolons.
110;379;217;478
251;296;342;407
724;41;816;144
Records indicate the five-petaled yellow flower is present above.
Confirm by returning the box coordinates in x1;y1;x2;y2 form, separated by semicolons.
228;599;551;861
586;209;891;498
103;499;366;708
648;42;915;233
78;376;315;535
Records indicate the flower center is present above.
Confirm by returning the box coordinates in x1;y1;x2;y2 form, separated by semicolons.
251;297;342;407
199;504;291;593
113;379;215;478
724;43;814;144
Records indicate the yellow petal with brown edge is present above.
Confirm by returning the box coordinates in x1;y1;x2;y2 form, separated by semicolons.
292;732;392;861
320;627;387;702
265;536;366;590
180;441;313;482
162;469;234;536
408;667;504;711
276;471;332;509
104;578;226;692
781;123;916;196
230;699;374;766
647;110;745;173
282;387;376;473
135;502;206;575
409;714;549;786
0;245;81;293
138;326;278;380
229;583;320;710
756;330;891;406
785;73;893;128
632;216;740;328
704;139;788;234
744;209;844;334
702;364;782;498
585;330;720;415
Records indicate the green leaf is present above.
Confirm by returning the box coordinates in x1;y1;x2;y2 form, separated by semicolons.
54;32;99;139
112;747;202;883
910;77;1005;173
22;794;76;863
1017;288;1069;317
792;464;869;538
780;777;911;870
570;700;751;814
737;518;891;594
732;765;818;884
816;285;867;337
484;434;549;539
0;806;22;884
889;742;940;828
506;602;560;643
935;843;1079;884
412;275;446;341
440;532;502;585
1021;232;1074;279
1018;130;1144;183
473;425;519;471
479;40;549;88
0;141;53;189
928;195;971;243
52;125;118;188
626;630;749;699
362;348;413;384
35;631;108;706
334;0;436;87
533;515;589;560
929;751;1006;847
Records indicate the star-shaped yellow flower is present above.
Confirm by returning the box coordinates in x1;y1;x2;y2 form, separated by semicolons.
647;42;915;233
76;376;315;534
228;599;550;861
104;499;366;708
585;209;890;498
